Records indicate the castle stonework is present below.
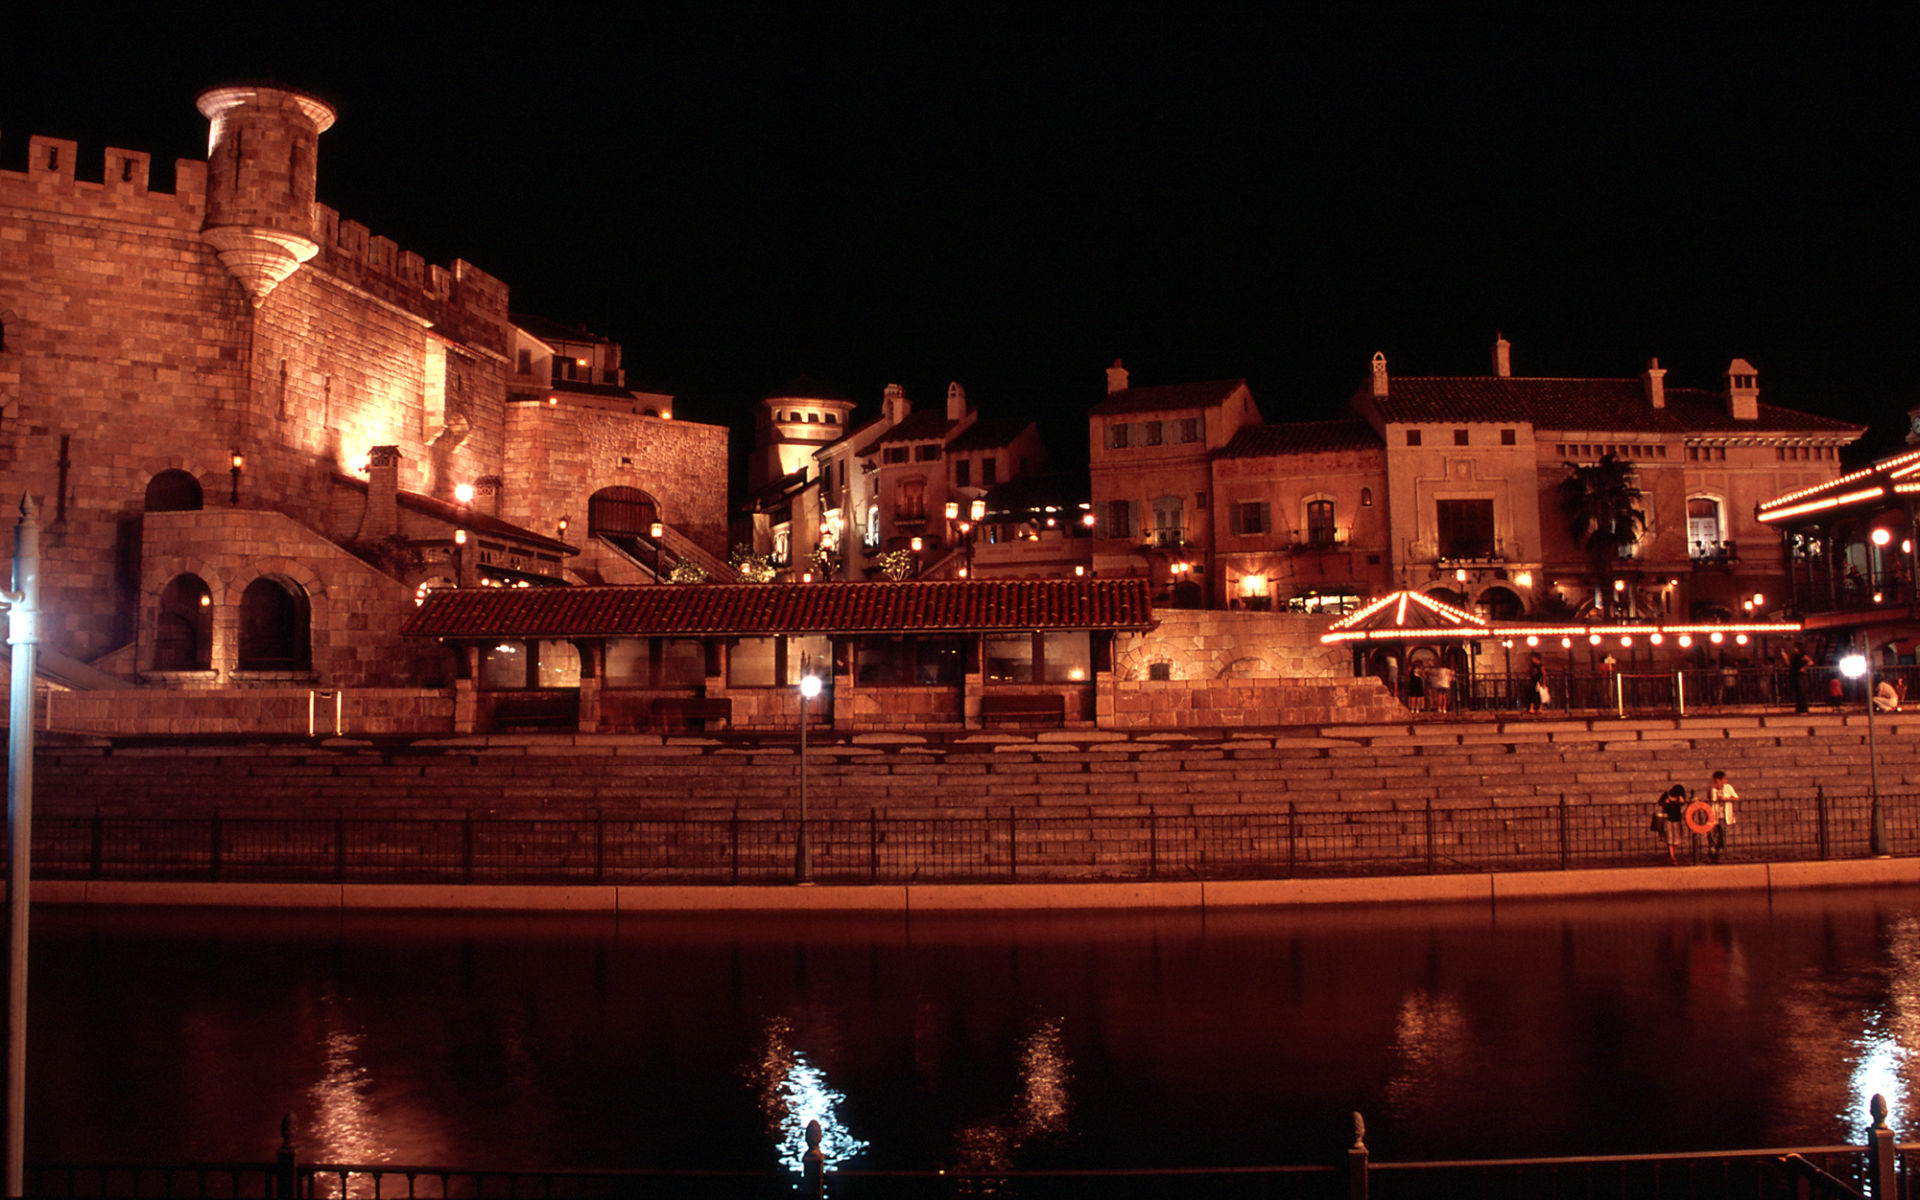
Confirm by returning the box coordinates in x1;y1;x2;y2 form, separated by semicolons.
0;84;726;686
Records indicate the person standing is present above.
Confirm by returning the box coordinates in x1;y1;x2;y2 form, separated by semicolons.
1527;651;1547;714
1658;784;1689;864
1707;771;1739;862
1790;642;1812;713
1427;662;1454;714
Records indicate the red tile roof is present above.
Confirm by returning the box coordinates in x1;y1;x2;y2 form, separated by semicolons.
1218;419;1383;458
1365;376;1863;436
855;410;960;456
403;579;1157;639
947;416;1034;452
1091;379;1246;417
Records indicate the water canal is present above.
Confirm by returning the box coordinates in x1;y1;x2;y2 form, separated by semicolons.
29;887;1920;1173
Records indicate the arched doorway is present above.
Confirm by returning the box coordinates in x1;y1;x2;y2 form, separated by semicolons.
588;486;659;537
1478;586;1524;620
144;469;203;512
154;574;212;670
238;577;311;670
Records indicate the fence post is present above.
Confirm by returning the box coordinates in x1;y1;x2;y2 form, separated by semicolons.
801;1118;825;1200
1149;807;1158;881
1559;795;1570;870
1676;671;1686;718
274;1113;298;1200
1816;785;1830;860
1008;807;1018;882
869;808;879;883
1868;1093;1896;1199
1347;1112;1369;1200
1615;672;1625;719
209;811;222;881
89;811;102;880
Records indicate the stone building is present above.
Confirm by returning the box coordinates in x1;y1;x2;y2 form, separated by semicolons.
0;83;727;688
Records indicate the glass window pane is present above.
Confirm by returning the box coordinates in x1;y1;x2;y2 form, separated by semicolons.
1043;631;1091;683
986;634;1034;683
536;640;580;689
856;637;909;686
731;637;777;687
917;638;964;685
660;639;705;687
604;639;649;687
481;642;527;689
784;635;832;685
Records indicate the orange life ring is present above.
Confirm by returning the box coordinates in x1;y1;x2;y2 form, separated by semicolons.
1683;799;1718;835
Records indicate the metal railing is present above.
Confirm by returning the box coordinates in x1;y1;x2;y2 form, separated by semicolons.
23;1100;1909;1198
1415;664;1920;718
18;790;1914;887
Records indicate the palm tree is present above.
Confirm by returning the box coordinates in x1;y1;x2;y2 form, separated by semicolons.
1559;453;1646;617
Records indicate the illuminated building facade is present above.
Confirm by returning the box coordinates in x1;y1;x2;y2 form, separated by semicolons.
0;84;727;687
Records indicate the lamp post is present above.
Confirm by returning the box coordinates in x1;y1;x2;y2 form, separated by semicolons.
452;529;467;587
909;536;923;578
1841;652;1889;855
228;452;244;506
796;672;821;883
649;520;664;583
4;495;41;1198
944;498;987;578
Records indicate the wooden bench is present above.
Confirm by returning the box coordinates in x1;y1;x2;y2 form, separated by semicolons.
650;696;733;733
488;692;580;731
980;691;1067;727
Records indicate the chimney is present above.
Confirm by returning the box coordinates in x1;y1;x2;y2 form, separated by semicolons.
1371;352;1389;399
946;380;967;421
1725;359;1759;421
1106;358;1130;394
1642;357;1667;409
366;445;401;540
1493;334;1511;378
883;382;908;426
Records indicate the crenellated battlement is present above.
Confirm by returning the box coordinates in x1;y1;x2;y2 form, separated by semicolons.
311;203;509;356
0;131;206;229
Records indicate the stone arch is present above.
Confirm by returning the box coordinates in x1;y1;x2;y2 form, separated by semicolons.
144;469;204;512
238;575;312;670
153;573;213;670
1476;585;1525;620
1424;586;1468;609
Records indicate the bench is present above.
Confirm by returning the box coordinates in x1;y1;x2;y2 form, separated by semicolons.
649;696;733;733
980;691;1067;727
488;693;580;731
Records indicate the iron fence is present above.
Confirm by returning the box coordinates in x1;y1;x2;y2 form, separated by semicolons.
1432;664;1920;718
21;789;1916;887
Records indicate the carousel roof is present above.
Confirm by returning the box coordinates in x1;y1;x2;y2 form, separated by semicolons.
1320;590;1802;645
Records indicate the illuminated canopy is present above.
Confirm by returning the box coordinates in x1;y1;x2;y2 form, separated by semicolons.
1320;590;1800;645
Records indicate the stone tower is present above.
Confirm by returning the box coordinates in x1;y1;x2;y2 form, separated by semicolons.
195;83;337;306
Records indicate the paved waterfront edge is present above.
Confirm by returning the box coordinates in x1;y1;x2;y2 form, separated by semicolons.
30;857;1920;913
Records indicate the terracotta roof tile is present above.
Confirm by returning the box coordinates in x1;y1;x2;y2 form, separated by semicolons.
403;579;1157;639
947;416;1033;452
855;410;959;456
1218;419;1383;458
1367;377;1863;436
1091;379;1246;417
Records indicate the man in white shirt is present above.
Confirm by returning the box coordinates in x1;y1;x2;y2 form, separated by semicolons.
1708;770;1739;862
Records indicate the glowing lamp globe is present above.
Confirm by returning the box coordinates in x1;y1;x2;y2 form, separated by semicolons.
1840;655;1868;681
799;675;823;699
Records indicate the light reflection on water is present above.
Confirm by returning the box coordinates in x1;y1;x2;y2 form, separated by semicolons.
30;890;1920;1171
746;1018;869;1171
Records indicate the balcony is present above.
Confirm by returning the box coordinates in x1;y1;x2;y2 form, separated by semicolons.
1689;539;1739;568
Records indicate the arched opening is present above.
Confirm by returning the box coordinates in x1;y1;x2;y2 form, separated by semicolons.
144;469;203;513
238;576;311;670
1477;586;1525;620
588;486;659;538
153;574;212;670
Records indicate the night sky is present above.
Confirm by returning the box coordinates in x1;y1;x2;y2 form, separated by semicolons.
7;5;1915;476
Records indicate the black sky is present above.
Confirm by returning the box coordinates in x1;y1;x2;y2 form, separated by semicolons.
7;4;1915;471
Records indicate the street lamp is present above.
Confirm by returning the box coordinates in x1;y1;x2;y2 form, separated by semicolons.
228;452;244;505
1840;653;1889;855
796;672;822;883
452;529;467;587
649;520;665;583
909;536;923;578
4;495;41;1197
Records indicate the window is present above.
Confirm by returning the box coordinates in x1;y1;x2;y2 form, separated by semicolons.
1360;487;1373;507
1196;492;1207;510
825;413;838;425
856;636;964;686
985;633;1035;683
1688;497;1725;559
480;640;580;689
730;637;778;688
1108;423;1130;450
1042;632;1091;682
895;477;927;521
145;469;203;513
1500;429;1516;446
1232;501;1270;535
1142;421;1163;446
1105;499;1134;539
1406;430;1422;446
883;446;910;464
954;459;971;489
864;503;881;548
1152;495;1184;547
536;640;580;688
773;526;791;565
1306;499;1336;547
1436;499;1496;559
806;412;818;423
1454;429;1469;446
981;459;998;487
1178;417;1200;443
915;444;941;462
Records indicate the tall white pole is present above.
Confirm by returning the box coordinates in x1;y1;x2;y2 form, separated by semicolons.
5;495;41;1198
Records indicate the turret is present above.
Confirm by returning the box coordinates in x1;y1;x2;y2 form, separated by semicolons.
195;83;336;306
